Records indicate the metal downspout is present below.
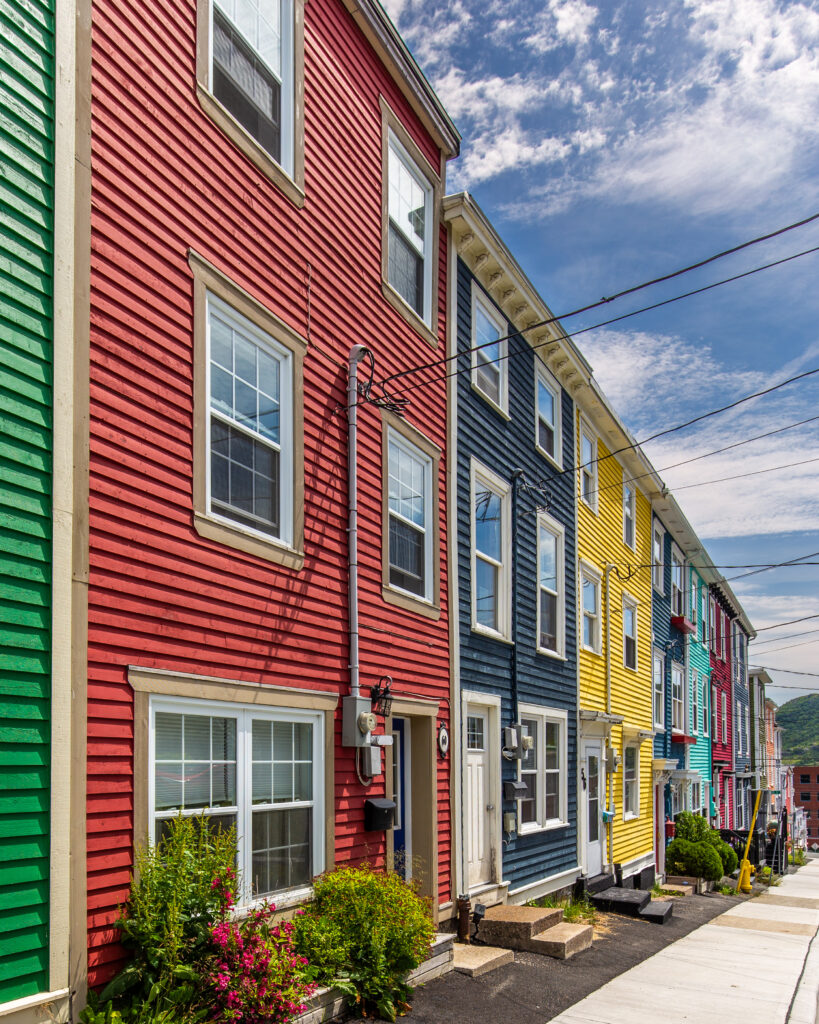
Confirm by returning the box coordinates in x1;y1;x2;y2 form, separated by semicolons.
605;563;615;870
511;471;523;719
347;344;368;699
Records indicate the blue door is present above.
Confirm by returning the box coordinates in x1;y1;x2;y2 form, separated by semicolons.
392;717;411;878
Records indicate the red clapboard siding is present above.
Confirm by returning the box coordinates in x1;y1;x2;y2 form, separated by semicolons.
710;597;734;829
87;0;452;985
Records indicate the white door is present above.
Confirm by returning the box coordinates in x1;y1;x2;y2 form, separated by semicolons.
582;740;603;877
466;706;493;888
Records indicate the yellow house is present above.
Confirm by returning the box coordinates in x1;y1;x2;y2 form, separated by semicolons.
574;384;662;885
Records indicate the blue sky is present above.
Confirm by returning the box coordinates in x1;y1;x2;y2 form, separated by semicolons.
385;0;819;705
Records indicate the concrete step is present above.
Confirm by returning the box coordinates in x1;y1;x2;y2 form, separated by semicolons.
639;900;674;924
479;904;563;946
658;882;696;896
590;886;651;916
581;871;617;895
453;944;514;977
528;921;594;959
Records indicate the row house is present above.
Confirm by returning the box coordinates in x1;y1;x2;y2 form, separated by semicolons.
732;618;753;828
443;194;587;906
749;666;771;793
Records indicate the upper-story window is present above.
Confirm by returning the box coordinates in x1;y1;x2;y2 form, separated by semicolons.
386;432;432;601
537;515;565;657
535;363;561;465
720;610;727;661
702;678;709;736
671;548;684;616
721;691;727;744
692;670;699;733
653;652;665;730
579;422;597;511
623;483;636;549
712;684;718;738
623;595;638;670
671;663;685;732
700;584;707;644
387;132;433;325
623;745;639;818
471;288;507;413
709;596;716;653
580;564;601;653
652;526;664;593
471;461;510;639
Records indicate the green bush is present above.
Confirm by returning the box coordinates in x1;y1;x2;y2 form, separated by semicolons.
689;842;724;881
665;838;695;876
719;841;738;875
293;865;435;1022
674;811;711;844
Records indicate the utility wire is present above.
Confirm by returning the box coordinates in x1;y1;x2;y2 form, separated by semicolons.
757;614;819;632
752;627;819;648
749;637;819;657
756;668;819;679
668;455;819;492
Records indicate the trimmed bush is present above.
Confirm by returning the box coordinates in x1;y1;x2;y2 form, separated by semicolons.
674;811;711;844
293;865;435;1022
719;841;739;875
689;841;724;881
665;838;695;876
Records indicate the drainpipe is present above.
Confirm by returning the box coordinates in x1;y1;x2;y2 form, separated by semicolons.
511;471;524;719
347;344;369;699
604;563;615;870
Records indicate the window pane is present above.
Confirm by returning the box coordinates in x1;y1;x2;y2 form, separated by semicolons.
475;489;501;561
294;723;312;761
540;590;557;651
251;807;311;895
273;721;293;760
545;722;559;770
155;713;182;760
184;715;211;760
521;719;538;770
389;517;425;595
545;772;559;820
388;146;426;255
155;763;183;811
582;577;597;614
388;223;423;315
538;379;555;430
520;775;537;825
211;762;236;806
475;558;498;630
211;416;280;535
539;530;557;592
467;716;484;750
475;361;501;405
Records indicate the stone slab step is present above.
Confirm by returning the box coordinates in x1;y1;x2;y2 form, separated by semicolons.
659;883;695;896
453;944;514;977
589;887;651;916
639;900;674;924
584;871;616;895
479;904;563;946
528;921;593;959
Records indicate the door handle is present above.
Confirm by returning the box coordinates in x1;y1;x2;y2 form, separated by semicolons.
486;804;495;811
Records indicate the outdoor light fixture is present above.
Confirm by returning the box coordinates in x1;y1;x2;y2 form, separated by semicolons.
369;675;393;718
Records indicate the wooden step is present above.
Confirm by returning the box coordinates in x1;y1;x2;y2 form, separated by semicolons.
478;904;563;947
528;921;593;959
453;944;514;977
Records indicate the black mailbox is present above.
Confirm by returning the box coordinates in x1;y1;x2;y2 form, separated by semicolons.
364;797;396;831
504;779;528;801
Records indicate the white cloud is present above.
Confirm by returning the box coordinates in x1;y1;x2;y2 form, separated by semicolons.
526;0;599;52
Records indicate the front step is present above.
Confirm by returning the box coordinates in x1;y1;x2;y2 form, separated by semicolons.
580;871;616;895
453;944;514;977
477;905;592;960
638;900;673;924
589;886;650;916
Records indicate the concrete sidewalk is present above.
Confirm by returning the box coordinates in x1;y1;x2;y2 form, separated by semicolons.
551;861;819;1024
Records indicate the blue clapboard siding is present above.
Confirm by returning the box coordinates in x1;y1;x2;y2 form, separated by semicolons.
455;258;578;893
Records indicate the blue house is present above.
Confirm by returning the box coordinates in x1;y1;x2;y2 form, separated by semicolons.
443;194;590;905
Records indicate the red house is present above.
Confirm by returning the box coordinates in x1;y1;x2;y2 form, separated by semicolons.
80;0;459;993
709;587;734;827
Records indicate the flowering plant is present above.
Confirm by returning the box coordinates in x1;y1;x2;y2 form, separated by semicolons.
209;903;315;1024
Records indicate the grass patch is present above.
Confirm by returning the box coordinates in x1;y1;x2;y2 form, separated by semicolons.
527;893;598;924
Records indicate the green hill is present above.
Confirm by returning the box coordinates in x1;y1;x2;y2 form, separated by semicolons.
778;693;819;765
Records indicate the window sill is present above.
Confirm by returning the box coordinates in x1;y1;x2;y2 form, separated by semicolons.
535;444;562;471
196;85;305;209
235;884;313;918
580;498;599;515
471;623;514;646
382;585;441;620
536;647;567;661
194;511;304;569
470;381;510;420
581;644;602;656
518;820;569;836
623;813;639;822
381;280;438;349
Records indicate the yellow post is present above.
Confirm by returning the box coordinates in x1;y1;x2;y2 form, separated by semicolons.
736;790;763;894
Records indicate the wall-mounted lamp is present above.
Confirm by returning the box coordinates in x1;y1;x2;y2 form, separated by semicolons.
369;676;393;718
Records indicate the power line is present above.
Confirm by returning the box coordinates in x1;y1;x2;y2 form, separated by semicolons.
750;637;819;656
669;455;819;493
757;667;819;679
757;614;819;632
753;627;819;648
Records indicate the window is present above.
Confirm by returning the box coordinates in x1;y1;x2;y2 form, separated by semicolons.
692;780;701;813
623;745;639;818
801;792;811;802
151;698;323;904
386;428;433;604
712;685;718;738
736;700;742;754
579;422;597;510
471;461;510;638
801;775;810;784
653;652;665;730
652;526;664;593
386;131;433;326
535;363;561;464
537;515;565;656
692;671;699;733
700;584;707;644
721;692;727;745
670;782;680;818
518;706;567;831
671;548;684;616
671;664;685;732
702;679;709;736
580;564;601;653
623;596;638;670
471;288;507;412
709;597;716;653
720;611;727;661
623;483;636;549
196;0;303;203
736;785;744;829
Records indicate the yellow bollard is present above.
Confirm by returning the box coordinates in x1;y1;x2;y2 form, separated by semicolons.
735;790;763;895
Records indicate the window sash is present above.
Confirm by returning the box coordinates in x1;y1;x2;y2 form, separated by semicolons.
653;654;664;729
671;666;685;731
692;672;699;733
623;600;637;670
580;428;597;507
624;746;638;816
536;368;560;462
518;711;565;829
387;431;432;601
623;486;635;548
387;135;432;323
652;529;664;591
721;692;727;744
471;465;509;636
472;293;506;409
537;517;563;655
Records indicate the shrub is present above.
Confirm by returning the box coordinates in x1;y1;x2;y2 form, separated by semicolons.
665;838;695;876
674;812;710;844
689;841;724;881
719;841;738;875
293;865;435;1022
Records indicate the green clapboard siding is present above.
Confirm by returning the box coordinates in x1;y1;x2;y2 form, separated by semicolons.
0;0;55;1001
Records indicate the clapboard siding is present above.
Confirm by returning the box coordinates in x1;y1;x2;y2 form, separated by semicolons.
455;259;578;892
88;0;451;984
0;0;54;1002
710;588;734;828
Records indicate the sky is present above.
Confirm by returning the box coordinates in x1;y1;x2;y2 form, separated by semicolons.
383;0;819;705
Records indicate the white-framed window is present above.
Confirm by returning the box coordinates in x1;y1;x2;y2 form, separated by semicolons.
207;292;294;546
471;460;510;639
623;482;636;549
653;652;665;730
471;287;507;413
700;583;707;644
579;421;598;511
692;780;702;813
580;563;601;653
702;678;709;737
208;0;296;174
721;691;727;745
709;596;716;652
623;595;638;671
720;610;727;661
537;514;565;657
518;705;568;832
386;429;433;603
670;782;680;818
623;744;639;818
652;525;664;593
671;548;684;617
736;784;745;829
535;362;561;464
692;671;699;733
712;684;718;739
387;131;433;325
150;697;323;904
671;663;685;732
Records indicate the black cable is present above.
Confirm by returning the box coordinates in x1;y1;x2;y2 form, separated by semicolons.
752;627;819;648
668;455;819;493
757;614;819;632
750;638;819;657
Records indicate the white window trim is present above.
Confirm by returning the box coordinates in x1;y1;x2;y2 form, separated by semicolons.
386;427;434;605
721;691;727;745
622;743;640;820
578;418;598;513
517;703;569;834
579;560;602;655
387;129;434;328
671;662;685;733
149;694;325;909
622;481;636;550
709;597;716;653
536;512;565;659
470;284;508;416
470;458;512;641
702;678;709;736
712;683;718;740
653;651;665;730
622;593;638;671
534;360;562;467
670;546;685;618
206;292;294;549
652;524;665;595
692;670;699;734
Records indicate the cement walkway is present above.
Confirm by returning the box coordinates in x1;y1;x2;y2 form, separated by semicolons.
550;861;819;1024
